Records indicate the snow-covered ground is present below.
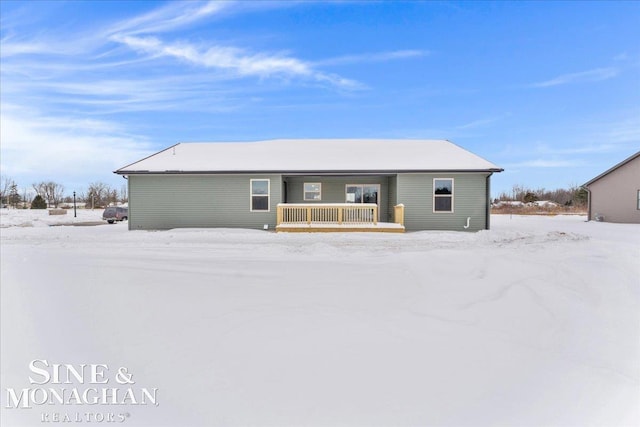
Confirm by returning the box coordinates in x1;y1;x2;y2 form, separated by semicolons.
0;208;104;227
1;210;638;426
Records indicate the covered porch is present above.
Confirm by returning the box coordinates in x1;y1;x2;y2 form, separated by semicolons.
275;203;405;233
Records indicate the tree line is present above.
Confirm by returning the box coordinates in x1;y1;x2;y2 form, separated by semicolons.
494;184;588;207
0;176;127;209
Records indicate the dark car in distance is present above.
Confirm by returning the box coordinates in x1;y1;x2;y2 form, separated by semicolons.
102;206;128;224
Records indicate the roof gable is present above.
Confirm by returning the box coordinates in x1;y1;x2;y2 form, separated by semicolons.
116;139;503;174
583;151;640;187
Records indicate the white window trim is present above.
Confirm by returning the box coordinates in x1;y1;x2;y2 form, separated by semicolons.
433;178;454;213
637;190;640;210
303;182;322;201
250;179;270;212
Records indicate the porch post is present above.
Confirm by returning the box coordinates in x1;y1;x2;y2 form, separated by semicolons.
394;204;405;226
276;204;283;226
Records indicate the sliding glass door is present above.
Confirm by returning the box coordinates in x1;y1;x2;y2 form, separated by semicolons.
346;184;379;204
346;184;380;219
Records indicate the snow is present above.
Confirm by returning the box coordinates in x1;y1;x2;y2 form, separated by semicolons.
493;200;524;207
533;200;559;207
1;212;638;426
117;139;502;173
0;208;104;227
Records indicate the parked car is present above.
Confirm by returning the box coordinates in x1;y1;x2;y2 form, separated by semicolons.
102;206;128;224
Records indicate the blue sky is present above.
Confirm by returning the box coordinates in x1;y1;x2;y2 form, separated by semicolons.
1;1;639;197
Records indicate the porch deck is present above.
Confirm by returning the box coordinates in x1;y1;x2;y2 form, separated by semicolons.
275;203;405;233
276;222;405;233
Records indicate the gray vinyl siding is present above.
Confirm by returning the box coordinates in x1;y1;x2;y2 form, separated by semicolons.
284;176;391;222
128;174;281;230
127;172;491;231
397;173;490;231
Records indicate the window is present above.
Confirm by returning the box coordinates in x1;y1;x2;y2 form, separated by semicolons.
637;190;640;210
346;184;379;204
304;183;322;201
433;178;454;212
250;179;270;212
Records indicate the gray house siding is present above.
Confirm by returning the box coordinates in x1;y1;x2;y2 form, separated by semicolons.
128;174;281;230
283;176;391;222
397;173;490;231
127;172;492;231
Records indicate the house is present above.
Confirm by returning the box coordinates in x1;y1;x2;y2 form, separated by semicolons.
115;139;503;232
583;151;640;224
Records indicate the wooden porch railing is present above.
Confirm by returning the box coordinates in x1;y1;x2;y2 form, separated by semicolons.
277;203;378;226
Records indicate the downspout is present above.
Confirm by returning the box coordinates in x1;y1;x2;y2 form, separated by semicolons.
486;173;493;230
122;175;130;230
283;180;288;203
583;185;591;221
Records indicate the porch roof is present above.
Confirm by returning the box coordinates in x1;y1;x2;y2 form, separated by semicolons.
116;139;503;175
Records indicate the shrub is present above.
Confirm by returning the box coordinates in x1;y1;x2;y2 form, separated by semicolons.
31;195;47;209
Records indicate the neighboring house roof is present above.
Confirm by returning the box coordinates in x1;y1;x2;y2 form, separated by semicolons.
583;151;640;187
116;139;503;174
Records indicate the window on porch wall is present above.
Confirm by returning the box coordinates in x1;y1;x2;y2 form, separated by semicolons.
304;183;322;201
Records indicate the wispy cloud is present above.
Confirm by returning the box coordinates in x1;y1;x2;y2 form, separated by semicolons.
0;40;51;58
506;158;584;168
110;34;360;88
613;52;629;61
104;2;363;89
389;112;511;140
12;75;257;114
456;113;511;130
533;144;617;156
0;0;379;188
2;0;363;93
607;116;640;144
531;67;618;88
532;116;640;155
0;0;372;124
0;104;153;188
314;50;427;67
105;1;230;37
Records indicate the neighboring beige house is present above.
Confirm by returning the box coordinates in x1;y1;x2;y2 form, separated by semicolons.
583;151;640;224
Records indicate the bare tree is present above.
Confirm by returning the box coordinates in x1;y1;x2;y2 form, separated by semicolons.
22;188;34;209
8;183;21;208
1;175;16;206
77;191;87;205
85;182;111;209
32;181;65;208
119;184;128;204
